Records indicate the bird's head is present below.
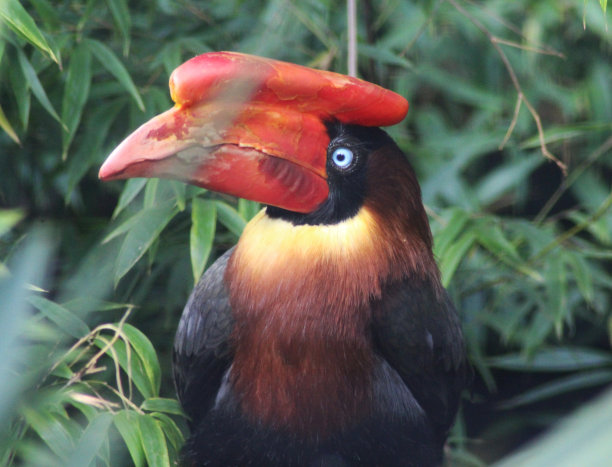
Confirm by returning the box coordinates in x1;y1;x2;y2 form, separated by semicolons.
100;52;409;218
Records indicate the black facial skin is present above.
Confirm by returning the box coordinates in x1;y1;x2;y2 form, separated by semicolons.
266;123;395;226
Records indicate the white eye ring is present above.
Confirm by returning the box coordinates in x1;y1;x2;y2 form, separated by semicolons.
331;147;354;169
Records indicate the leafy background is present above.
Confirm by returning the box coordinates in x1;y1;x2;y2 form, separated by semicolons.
1;0;611;465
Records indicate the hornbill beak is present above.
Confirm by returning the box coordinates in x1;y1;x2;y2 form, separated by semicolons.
99;52;408;213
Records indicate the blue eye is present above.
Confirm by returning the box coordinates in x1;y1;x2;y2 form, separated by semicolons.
331;147;354;169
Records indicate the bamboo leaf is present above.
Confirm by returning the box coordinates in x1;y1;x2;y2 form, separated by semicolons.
28;295;90;339
238;199;261;222
141;397;184;415
65;412;114;467
7;59;30;131
487;347;612;372
439;230;476;287
0;0;60;64
150;412;185;454
433;208;470;260
62;42;92;159
138;415;170;467
17;49;64;127
215;201;246;238
114;202;177;284
22;407;74;459
84;38;144;111
494;386;612;467
123;323;162;396
0;209;23;237
105;0;131;55
113;178;148;219
0;104;20;144
190;198;216;284
114;410;145;467
498;370;612;409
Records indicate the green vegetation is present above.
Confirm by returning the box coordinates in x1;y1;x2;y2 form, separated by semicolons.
1;1;611;465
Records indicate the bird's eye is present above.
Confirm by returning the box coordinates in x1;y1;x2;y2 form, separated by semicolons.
331;147;354;169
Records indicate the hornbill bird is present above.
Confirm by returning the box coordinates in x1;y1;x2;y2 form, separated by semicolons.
100;52;468;466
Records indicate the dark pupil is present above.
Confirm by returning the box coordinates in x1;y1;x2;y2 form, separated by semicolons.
336;153;345;162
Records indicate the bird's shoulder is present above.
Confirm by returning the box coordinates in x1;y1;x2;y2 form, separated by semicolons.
172;247;235;425
371;275;469;437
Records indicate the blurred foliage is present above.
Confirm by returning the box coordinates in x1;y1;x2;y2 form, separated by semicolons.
1;0;611;465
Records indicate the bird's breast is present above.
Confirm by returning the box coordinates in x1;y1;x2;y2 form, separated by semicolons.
224;208;392;436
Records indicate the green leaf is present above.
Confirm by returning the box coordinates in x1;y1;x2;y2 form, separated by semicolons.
494;386;612;467
238;198;261;222
141;397;184;415
112;178;148;219
65;412;114;467
84;38;144;111
0;0;60;64
28;295;90;339
8;55;31;130
65;100;124;199
105;0;131;55
93;334;154;398
138;415;170;467
0;209;23;236
565;252;594;303
150;412;185;454
487;347;612;372
143;179;160;209
439;229;476;287
22;406;75;459
499;370;612;409
433;208;470;259
190;198;216;284
0;104;20;144
520;122;612;149
215;201;246;238
17;49;64;127
114;202;177;284
61;42;92;159
122;323;161;396
114;410;145;467
475;156;541;205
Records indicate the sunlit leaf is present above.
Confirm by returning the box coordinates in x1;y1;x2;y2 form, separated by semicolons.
0;104;20;144
0;209;23;236
0;0;60;63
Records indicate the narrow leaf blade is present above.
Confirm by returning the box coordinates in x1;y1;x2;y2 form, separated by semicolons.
190;198;216;284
